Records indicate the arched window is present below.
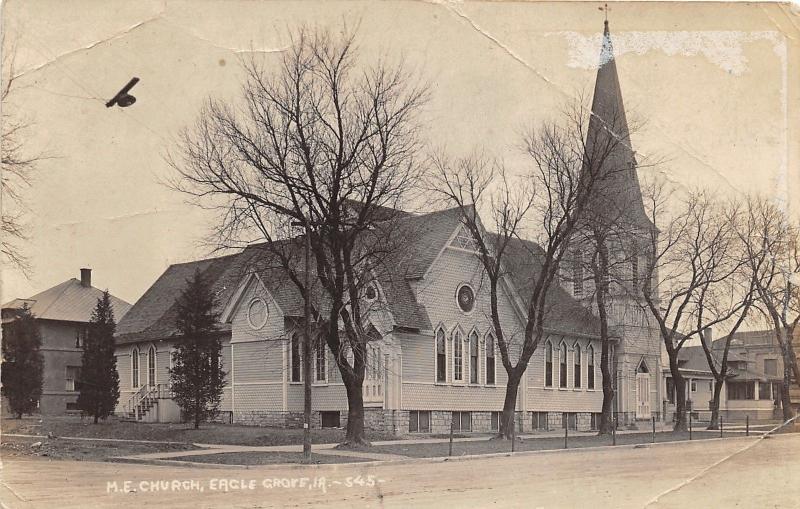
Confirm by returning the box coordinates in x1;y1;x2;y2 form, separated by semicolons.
131;347;140;388
545;342;553;387
587;345;595;390
147;345;156;386
574;343;582;388
436;328;446;383
485;333;496;385
315;336;326;382
559;343;568;388
453;329;463;382
469;331;479;384
290;333;301;382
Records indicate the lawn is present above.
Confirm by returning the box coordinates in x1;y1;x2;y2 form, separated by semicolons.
2;415;399;446
169;451;371;465
1;435;198;462
371;430;742;458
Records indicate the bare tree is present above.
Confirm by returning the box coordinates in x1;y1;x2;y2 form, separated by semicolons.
430;100;631;438
171;25;429;445
641;184;746;431
1;38;39;275
738;196;800;420
694;200;758;429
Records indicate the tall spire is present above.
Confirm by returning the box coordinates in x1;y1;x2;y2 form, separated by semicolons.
585;19;650;229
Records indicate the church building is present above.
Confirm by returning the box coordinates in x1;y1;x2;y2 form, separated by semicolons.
113;21;663;433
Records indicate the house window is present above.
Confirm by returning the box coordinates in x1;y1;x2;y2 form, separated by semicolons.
453;330;463;382
75;327;87;348
691;380;697;392
409;410;431;433
559;343;568;388
147;345;156;386
290;333;302;382
728;381;755;400
587;345;595;390
469;331;479;384
572;253;584;297
486;333;496;385
491;411;500;431
436;328;446;383
532;411;548;430
545;341;553;387
131;348;140;388
574;343;582;388
65;366;80;391
759;382;772;400
452;411;471;432
315;336;326;382
764;359;777;376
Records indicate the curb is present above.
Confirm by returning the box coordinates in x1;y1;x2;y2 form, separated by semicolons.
111;433;765;471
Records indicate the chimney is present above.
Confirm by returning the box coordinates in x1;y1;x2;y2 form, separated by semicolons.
702;326;713;349
80;268;92;288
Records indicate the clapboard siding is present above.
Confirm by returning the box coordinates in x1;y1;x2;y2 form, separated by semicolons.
234;384;283;411
232;340;283;383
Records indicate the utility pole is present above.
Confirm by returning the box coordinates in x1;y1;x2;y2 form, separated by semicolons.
293;220;313;462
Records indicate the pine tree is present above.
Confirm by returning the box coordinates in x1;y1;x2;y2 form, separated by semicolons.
77;291;120;423
169;269;226;429
1;305;44;418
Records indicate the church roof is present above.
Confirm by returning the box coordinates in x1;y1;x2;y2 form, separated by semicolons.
584;21;651;230
500;236;600;336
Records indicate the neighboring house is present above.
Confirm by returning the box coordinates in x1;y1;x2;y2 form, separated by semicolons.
662;328;784;422
114;20;664;433
1;269;132;415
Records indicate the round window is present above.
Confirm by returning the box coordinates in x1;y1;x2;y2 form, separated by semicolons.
247;298;269;329
365;283;378;302
456;284;475;313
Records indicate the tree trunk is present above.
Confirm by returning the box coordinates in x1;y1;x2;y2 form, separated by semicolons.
597;294;614;433
707;378;723;430
499;370;522;439
594;235;615;435
668;354;688;431
343;378;367;445
94;414;99;424
778;330;796;421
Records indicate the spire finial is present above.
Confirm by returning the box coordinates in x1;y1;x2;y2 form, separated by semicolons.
599;3;610;24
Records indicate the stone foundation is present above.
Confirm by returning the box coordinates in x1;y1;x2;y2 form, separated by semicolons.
230;409;601;434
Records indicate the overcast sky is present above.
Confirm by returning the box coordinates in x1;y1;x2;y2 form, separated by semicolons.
2;0;797;306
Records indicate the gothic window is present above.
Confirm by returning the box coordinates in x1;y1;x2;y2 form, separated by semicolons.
147;345;156;386
486;333;496;385
559;342;568;388
315;336;326;382
131;347;140;388
587;345;595;390
574;343;582;388
469;331;479;384
453;329;463;382
436;328;446;383
290;333;302;382
545;341;553;387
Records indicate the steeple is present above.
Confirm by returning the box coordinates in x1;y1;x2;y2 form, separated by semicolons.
585;20;650;229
